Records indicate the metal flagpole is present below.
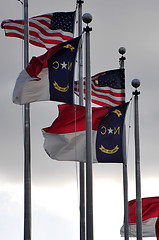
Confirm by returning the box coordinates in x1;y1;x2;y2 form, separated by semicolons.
82;13;93;240
77;0;84;102
24;0;31;239
119;47;129;240
132;79;142;240
77;1;85;240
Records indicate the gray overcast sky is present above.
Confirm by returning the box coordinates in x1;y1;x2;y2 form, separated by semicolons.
1;0;159;240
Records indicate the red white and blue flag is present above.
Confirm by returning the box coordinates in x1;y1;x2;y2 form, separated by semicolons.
13;36;81;105
1;11;76;49
74;69;125;107
42;102;129;163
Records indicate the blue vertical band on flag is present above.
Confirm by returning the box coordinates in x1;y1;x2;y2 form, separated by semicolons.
96;102;129;163
48;36;81;104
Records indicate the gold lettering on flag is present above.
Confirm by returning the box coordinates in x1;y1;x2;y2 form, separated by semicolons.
99;145;119;154
101;126;107;135
53;81;69;92
53;61;59;69
112;109;122;117
100;126;120;135
67;62;72;71
114;127;120;135
63;44;75;51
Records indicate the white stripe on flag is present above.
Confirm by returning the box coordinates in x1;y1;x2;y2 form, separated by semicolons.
120;217;158;237
42;130;98;163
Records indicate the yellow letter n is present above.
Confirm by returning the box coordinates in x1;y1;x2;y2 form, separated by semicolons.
114;127;120;135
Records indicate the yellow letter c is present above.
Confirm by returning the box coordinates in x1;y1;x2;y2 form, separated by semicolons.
53;61;59;69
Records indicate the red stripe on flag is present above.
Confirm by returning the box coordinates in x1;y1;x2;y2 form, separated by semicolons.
74;70;125;107
26;43;62;77
1;12;74;49
43;104;109;134
128;197;159;223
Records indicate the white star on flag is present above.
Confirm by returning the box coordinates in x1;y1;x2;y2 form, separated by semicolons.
108;128;113;134
61;61;67;69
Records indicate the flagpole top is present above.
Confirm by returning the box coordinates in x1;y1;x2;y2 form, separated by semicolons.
118;47;126;69
132;79;140;96
119;47;126;55
132;79;140;88
82;13;92;24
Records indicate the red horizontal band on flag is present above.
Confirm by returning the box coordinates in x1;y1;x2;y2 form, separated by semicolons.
128;197;159;223
43;104;109;134
26;44;62;77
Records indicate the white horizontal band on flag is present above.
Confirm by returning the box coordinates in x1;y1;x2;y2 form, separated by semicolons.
120;217;158;238
12;68;50;105
42;130;98;163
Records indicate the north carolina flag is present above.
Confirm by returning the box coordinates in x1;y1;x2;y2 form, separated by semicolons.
120;197;159;239
13;36;81;105
42;102;128;163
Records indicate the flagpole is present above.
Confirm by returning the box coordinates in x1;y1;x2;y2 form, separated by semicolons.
24;0;31;239
77;1;85;240
119;47;129;240
77;0;84;103
132;79;142;240
83;13;93;240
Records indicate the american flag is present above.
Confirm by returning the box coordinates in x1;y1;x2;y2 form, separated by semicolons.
1;11;76;49
74;69;125;107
